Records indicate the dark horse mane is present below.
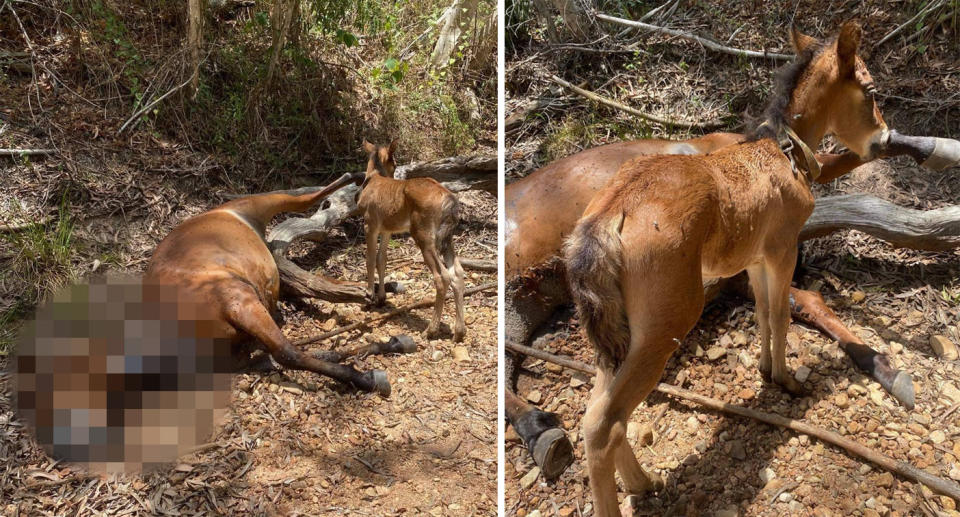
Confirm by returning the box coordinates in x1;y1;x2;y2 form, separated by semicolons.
746;37;829;142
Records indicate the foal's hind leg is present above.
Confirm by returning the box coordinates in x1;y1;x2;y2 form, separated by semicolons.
583;260;704;517
441;248;466;342
414;232;447;339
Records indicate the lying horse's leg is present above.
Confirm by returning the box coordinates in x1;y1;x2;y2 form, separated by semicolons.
505;388;574;480
312;335;419;363
224;285;390;396
504;266;575;479
788;288;914;408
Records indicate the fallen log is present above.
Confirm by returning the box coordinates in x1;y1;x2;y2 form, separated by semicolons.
505;341;960;502
393;154;497;194
801;194;960;251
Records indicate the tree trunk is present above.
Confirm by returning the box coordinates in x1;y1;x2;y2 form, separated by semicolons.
186;0;205;98
394;153;497;194
266;0;299;85
431;0;479;68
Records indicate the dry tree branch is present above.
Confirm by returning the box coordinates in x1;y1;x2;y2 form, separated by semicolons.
593;12;793;61
505;341;960;502
550;75;726;129
0;148;57;156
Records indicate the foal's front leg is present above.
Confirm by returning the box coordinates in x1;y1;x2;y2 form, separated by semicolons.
376;231;389;304
365;223;381;304
765;247;804;395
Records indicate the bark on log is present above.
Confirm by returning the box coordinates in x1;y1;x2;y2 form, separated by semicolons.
801;194;960;251
394;154;497;194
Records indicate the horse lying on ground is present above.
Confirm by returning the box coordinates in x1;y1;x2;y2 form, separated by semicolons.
145;172;392;396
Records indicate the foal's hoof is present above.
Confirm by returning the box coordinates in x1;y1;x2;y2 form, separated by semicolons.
775;374;807;397
424;326;442;340
368;370;391;397
453;328;466;343
531;427;575;480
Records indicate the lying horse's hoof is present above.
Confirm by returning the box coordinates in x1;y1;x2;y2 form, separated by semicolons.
889;371;916;410
384;281;405;294
383;335;417;354
531;427;575;481
369;369;391;397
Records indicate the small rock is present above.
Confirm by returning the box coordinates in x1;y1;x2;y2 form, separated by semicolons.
545;362;563;373
941;496;956;511
862;510;880;517
795;365;812;383
738;388;756;400
322;318;337;331
526;390;542;404
931;335;959;360
732;331;748;346
527;510;542;517
759;467;776;485
685;416;699;435
835;393;850;408
787;332;800;348
452;346;471;363
570;373;589;388
931;430;946;444
739;351;755;368
778;492;794;503
558;508;575;517
889;341;904;354
848;421;862;434
706;347;726;361
728;440;746;460
942;382;960;404
520;466;540;490
876;472;894;487
787;500;803;512
431;350;444;361
949;465;960;481
850;290;866;303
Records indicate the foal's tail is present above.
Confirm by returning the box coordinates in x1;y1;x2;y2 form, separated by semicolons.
564;211;629;370
436;193;460;260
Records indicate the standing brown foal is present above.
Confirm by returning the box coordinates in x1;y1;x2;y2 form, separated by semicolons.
357;139;467;342
564;22;890;516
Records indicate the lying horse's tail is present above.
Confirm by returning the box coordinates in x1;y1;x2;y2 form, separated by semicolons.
564;211;629;370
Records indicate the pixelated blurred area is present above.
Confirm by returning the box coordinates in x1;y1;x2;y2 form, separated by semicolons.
11;276;234;475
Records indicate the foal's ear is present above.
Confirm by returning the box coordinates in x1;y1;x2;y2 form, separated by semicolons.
836;20;862;77
362;139;376;154
790;24;817;54
387;138;399;157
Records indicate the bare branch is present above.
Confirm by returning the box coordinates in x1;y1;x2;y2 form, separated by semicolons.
594;12;792;61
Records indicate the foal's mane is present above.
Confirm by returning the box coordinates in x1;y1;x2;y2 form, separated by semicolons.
746;37;828;141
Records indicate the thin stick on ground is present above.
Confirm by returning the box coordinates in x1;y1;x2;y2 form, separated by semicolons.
293;282;496;346
0;149;56;157
593;12;793;61
550;75;726;130
505;340;960;501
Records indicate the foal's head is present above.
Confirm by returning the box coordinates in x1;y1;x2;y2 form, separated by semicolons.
362;139;399;178
762;21;888;160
